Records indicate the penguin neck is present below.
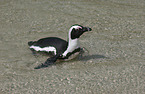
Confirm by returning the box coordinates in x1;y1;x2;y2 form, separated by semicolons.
68;38;80;50
62;37;80;57
68;28;80;50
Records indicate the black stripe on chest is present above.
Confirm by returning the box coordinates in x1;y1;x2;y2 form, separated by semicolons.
59;47;81;59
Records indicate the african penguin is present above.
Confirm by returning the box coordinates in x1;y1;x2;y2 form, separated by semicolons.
28;24;92;69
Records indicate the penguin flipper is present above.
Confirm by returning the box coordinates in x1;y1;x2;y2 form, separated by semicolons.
34;54;60;69
34;58;56;69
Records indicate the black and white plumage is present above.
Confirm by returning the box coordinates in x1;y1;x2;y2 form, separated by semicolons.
28;24;92;69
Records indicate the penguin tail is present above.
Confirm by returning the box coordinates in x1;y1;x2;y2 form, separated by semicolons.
28;41;36;46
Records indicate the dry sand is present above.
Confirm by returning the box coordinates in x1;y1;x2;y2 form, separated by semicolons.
0;0;144;93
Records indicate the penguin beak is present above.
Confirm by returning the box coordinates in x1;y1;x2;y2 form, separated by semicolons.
83;27;92;32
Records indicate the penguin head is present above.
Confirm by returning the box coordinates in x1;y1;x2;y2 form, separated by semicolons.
69;24;92;40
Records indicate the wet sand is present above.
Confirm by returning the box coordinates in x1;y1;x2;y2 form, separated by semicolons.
0;0;144;93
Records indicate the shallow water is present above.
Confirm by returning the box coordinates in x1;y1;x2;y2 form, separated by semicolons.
0;0;145;93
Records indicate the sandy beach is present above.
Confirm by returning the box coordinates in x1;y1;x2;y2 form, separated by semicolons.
0;0;144;93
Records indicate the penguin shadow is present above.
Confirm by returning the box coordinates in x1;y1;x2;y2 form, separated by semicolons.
54;54;108;69
77;48;108;61
56;54;108;65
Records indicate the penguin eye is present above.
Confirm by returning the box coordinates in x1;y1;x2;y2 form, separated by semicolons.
78;28;83;31
76;28;82;32
78;28;82;30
